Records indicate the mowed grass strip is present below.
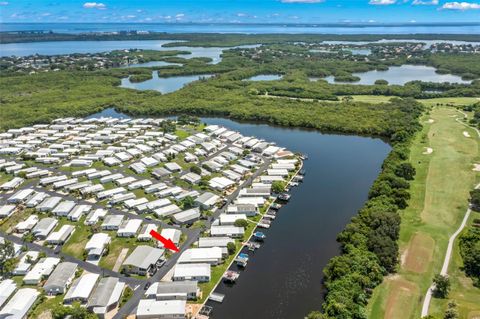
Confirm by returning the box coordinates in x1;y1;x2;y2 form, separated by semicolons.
402;232;435;274
367;107;479;319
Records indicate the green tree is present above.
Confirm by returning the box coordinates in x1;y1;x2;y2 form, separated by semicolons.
374;79;389;85
271;181;286;193
234;219;248;228
181;196;195;209
470;189;480;210
227;242;236;255
444;300;459;319
0;240;16;277
433;274;451;298
394;162;416;180
190;165;201;175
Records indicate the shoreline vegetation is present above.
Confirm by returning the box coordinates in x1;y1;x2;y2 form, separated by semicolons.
2;32;480;45
1;32;479;318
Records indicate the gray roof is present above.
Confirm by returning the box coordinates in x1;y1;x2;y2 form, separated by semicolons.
32;217;56;232
156;281;198;295
43;262;77;291
152;167;170;177
123;246;164;270
195;192;216;204
173;208;200;223
87;277;120;308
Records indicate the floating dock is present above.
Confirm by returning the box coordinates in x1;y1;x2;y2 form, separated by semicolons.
235;253;249;267
209;292;226;303
223;270;240;283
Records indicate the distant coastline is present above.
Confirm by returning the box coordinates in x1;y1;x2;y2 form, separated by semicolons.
2;30;480;46
0;21;479;39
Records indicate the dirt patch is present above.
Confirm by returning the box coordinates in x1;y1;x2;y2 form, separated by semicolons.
113;248;129;272
187;304;203;318
468;311;480;319
464;131;472;138
403;232;435;273
384;278;419;319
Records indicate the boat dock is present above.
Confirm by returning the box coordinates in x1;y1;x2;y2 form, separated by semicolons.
223;270;240;283
197;157;306;317
209;292;226;303
235;253;249;267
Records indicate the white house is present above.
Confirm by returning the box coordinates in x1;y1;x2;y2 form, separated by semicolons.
173;263;211;282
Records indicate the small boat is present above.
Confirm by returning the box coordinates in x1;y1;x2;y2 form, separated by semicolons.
293;175;304;182
270;203;282;210
299;169;306;175
235;253;249;267
257;223;271;229
245;241;261;251
223;270;240;283
253;231;266;241
277;193;291;201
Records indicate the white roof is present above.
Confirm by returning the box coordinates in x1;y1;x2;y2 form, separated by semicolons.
210;225;245;236
209;177;235;189
0;279;16;309
118;219;142;234
85;233;111;251
160;228;182;245
219;214;247;225
23;257;60;283
0;288;39;319
64;273;99;301
136;299;186;317
174;263;210;278
178;247;222;264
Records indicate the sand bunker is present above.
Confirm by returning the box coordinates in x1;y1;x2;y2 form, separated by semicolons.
423;147;433;155
463;131;471;138
473;164;480;172
426;119;435;124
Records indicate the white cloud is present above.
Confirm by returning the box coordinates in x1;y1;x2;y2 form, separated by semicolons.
126;15;136;18
237;12;247;17
175;13;185;18
0;2;9;6
280;0;324;3
441;1;480;9
369;0;396;4
412;0;438;4
83;2;106;10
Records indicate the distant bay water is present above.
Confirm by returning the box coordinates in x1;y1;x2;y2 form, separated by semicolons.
1;22;480;34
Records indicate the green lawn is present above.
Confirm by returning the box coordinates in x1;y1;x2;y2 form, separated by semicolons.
367;107;480;319
28;295;63;319
99;233;155;270
61;217;93;260
175;129;190;140
0;208;35;233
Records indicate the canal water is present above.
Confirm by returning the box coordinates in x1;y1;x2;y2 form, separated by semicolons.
89;108;390;318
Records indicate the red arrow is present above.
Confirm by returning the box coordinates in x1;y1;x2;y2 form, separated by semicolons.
150;229;179;252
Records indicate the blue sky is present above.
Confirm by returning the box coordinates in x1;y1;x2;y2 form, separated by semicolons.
0;0;479;23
